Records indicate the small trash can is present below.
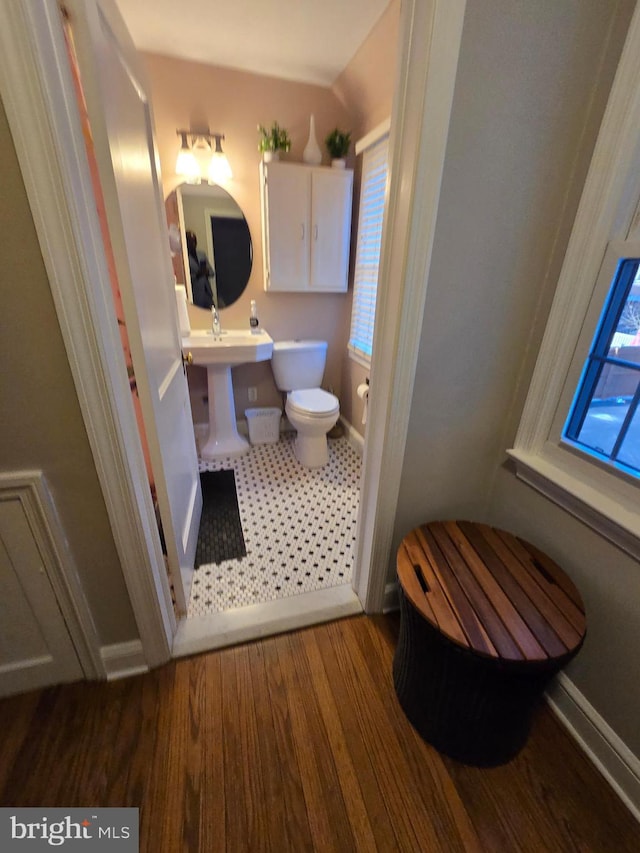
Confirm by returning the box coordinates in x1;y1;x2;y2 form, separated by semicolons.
245;407;281;445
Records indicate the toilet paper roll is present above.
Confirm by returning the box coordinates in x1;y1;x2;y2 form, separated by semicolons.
175;284;191;336
357;382;369;425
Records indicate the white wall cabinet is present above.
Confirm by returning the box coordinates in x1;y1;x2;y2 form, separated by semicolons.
260;161;353;293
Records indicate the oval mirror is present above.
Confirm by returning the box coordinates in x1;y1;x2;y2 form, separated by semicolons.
166;182;252;310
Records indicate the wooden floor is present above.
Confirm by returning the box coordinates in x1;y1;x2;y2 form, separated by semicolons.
0;614;638;851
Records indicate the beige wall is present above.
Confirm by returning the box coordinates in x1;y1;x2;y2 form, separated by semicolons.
143;53;353;419
333;0;400;141
0;99;138;647
391;0;638;756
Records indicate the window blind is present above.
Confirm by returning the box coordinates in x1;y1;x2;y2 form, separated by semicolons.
348;134;389;362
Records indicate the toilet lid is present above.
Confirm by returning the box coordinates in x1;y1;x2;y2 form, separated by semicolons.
287;388;339;416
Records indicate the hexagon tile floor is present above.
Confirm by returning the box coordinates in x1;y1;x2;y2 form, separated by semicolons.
188;433;362;616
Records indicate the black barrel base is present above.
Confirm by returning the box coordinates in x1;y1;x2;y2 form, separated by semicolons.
393;587;564;767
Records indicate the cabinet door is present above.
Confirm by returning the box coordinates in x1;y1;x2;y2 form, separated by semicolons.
263;163;310;291
310;169;353;292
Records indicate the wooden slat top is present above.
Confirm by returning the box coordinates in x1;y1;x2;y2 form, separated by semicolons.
397;521;586;662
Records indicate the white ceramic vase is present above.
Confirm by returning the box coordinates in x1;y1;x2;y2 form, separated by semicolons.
263;150;279;163
303;115;322;165
331;158;346;169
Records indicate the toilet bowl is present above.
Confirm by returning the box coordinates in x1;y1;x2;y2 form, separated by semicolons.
286;388;340;468
271;340;340;468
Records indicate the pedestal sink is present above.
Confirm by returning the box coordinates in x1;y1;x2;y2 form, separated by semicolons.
182;328;274;459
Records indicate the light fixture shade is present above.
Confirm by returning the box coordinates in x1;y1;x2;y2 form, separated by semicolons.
175;132;201;183
208;151;232;183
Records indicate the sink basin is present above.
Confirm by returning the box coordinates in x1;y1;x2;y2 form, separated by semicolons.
182;328;273;366
182;327;275;460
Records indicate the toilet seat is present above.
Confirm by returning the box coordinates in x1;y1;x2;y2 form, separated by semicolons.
287;388;339;418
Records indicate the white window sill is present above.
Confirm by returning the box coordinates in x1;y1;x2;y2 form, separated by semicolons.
507;444;640;561
347;346;371;370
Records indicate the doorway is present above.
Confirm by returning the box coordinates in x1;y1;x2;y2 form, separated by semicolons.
0;0;466;669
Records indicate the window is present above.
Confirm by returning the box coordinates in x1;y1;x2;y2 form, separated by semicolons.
506;14;640;556
564;256;640;478
348;129;389;365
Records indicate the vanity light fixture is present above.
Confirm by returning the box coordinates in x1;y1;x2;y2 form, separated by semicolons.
175;129;232;184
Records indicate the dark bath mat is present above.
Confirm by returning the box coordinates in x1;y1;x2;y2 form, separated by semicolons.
195;470;246;567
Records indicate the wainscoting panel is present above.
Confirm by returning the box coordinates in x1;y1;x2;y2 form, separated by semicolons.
0;471;102;696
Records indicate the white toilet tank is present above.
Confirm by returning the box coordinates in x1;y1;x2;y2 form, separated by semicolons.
272;340;328;391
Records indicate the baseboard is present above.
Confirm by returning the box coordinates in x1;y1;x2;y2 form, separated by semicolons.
195;417;291;443
195;419;252;440
197;417;357;448
383;581;399;613
339;416;364;454
546;672;640;823
100;640;148;681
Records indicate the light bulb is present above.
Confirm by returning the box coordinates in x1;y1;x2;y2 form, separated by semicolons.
175;132;201;183
208;152;232;183
208;134;232;183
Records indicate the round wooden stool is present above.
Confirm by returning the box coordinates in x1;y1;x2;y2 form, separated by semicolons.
393;520;586;766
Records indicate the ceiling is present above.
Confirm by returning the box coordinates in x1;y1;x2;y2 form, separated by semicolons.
115;0;390;87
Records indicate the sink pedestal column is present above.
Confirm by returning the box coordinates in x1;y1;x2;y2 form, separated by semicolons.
200;364;249;459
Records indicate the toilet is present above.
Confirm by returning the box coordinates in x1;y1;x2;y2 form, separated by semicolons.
271;340;340;468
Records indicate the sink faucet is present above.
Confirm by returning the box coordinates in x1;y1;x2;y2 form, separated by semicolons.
211;305;221;338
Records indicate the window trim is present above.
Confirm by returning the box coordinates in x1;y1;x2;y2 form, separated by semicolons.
508;5;640;561
348;119;391;367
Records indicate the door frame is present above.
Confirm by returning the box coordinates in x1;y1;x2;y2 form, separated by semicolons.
0;0;466;661
352;0;466;610
0;0;175;668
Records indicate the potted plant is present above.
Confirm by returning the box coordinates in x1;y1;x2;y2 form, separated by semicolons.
258;122;291;161
325;128;351;168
